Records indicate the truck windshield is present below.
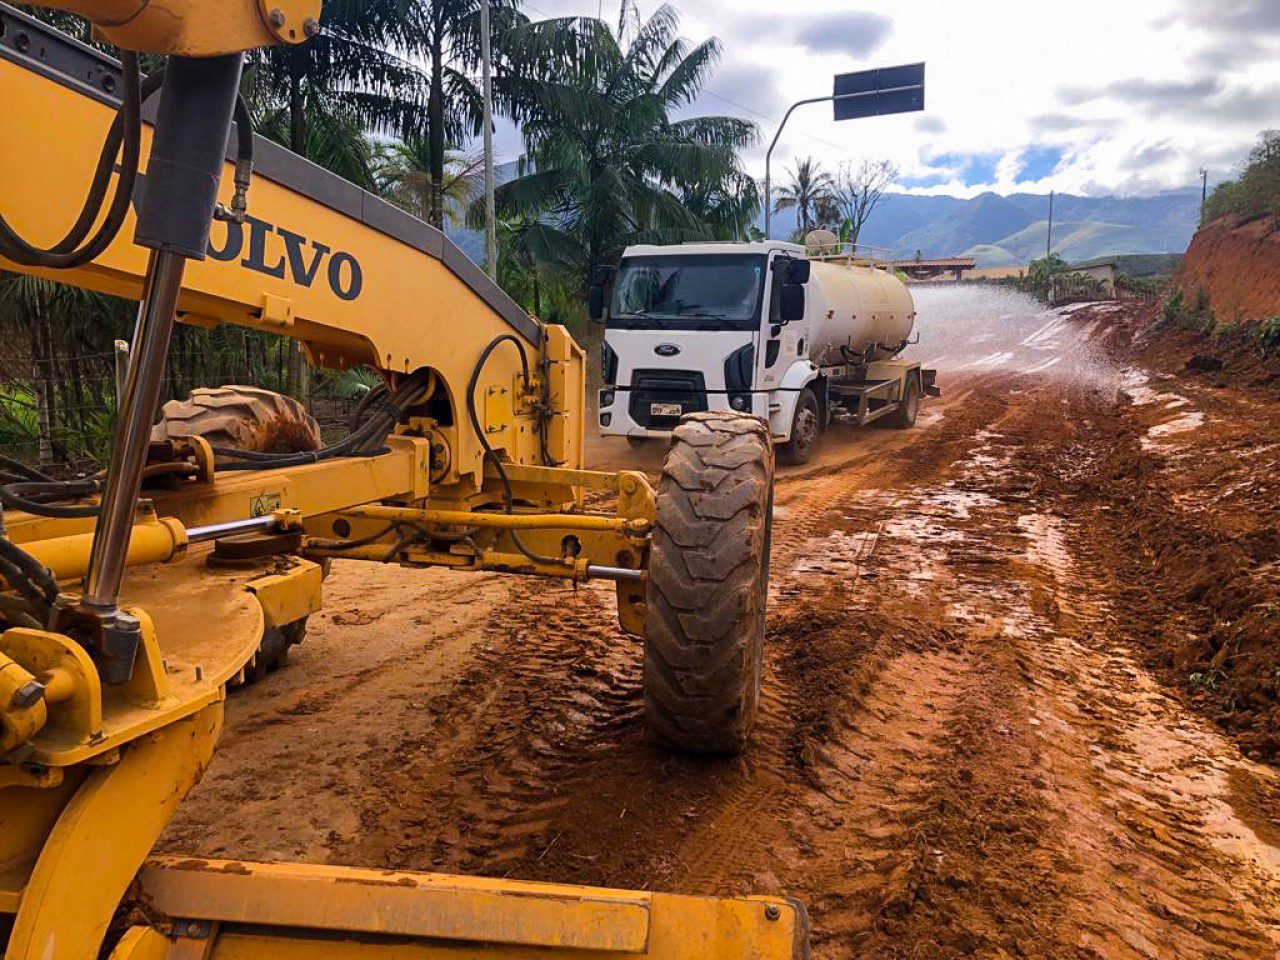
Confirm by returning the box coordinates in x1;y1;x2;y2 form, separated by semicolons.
609;254;767;331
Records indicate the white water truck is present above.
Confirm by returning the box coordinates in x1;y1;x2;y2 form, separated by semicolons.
590;237;939;464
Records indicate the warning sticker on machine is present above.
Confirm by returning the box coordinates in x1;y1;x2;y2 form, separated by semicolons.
250;493;283;517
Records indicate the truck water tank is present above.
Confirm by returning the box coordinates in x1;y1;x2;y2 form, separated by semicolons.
804;259;916;365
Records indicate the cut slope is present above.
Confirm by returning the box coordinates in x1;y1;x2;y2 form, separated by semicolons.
1175;214;1280;323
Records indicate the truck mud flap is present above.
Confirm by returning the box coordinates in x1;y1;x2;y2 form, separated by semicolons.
923;368;942;397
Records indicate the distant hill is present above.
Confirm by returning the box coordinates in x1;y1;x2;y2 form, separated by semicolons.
452;167;1200;270
769;188;1201;267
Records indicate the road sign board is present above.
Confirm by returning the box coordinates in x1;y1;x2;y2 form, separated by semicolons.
833;63;925;121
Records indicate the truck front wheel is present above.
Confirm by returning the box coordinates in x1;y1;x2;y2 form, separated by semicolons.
778;388;821;466
644;411;773;754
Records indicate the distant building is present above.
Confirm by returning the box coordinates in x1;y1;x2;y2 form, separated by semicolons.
887;253;978;282
1050;258;1119;303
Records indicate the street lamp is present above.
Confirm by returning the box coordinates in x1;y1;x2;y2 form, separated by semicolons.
764;63;926;239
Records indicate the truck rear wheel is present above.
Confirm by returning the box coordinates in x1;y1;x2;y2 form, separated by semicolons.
644;411;773;754
885;373;921;429
778;388;820;466
152;385;321;453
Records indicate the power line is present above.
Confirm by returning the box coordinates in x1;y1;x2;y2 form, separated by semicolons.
698;89;852;157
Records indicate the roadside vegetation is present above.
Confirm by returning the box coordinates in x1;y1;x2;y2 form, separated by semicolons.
1204;130;1280;224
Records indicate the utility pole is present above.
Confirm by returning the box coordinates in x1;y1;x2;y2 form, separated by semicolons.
1200;168;1208;223
1046;190;1054;259
480;0;498;280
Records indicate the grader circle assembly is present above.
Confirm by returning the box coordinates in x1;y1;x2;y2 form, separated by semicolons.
0;3;802;958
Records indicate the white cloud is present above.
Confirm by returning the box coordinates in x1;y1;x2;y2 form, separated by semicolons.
498;0;1280;197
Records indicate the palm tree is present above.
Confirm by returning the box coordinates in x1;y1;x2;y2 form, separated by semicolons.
492;5;757;286
413;0;524;229
774;157;836;235
249;0;428;157
254;96;383;192
493;216;584;316
382;136;486;228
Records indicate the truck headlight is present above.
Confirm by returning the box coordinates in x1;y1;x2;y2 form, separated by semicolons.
600;412;612;427
599;389;615;409
730;396;749;412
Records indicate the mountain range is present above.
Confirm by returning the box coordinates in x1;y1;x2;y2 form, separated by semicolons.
450;165;1200;269
821;188;1202;266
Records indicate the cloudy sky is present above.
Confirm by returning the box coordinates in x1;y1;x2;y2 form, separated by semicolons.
495;0;1280;199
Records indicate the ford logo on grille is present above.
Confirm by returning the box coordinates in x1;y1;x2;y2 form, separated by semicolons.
654;343;681;357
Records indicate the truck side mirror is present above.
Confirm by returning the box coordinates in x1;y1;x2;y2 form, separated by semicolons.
587;265;615;323
787;259;811;284
779;283;805;324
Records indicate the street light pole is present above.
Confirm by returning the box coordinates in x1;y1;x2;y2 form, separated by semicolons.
763;71;925;240
764;96;828;241
480;0;497;280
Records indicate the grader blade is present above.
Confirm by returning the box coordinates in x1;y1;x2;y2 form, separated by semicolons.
124;858;809;960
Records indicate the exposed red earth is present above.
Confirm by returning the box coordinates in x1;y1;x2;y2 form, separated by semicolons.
159;289;1280;958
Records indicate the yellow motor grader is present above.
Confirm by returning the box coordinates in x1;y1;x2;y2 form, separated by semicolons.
0;2;799;956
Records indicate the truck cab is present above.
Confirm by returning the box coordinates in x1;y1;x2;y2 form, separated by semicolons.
593;241;934;464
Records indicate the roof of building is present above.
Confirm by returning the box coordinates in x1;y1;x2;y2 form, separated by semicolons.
1054;257;1119;272
886;257;978;268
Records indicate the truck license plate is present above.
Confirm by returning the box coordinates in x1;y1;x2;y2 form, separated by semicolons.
650;402;682;417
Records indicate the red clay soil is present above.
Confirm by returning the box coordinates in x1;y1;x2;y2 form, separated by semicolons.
1066;301;1280;763
1175;213;1280;323
158;293;1280;957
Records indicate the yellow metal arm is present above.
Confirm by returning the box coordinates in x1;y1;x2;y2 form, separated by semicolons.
36;0;320;54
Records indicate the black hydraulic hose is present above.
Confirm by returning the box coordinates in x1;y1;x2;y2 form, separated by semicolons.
0;538;58;607
0;537;58;619
0;479;104;519
465;336;567;568
0;54;146;269
0;455;54;484
210;371;431;471
348;383;388;432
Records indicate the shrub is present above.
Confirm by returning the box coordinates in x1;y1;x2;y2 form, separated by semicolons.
1257;317;1280;353
1204;130;1280;223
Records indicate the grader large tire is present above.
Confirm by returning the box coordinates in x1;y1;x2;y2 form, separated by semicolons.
151;385;321;453
644;411;773;755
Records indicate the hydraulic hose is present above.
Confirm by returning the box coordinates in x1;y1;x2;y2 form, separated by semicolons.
211;372;431;471
465;336;568;569
0;53;144;269
0;58;255;269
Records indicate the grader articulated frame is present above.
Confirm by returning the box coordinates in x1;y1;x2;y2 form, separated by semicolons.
0;2;795;957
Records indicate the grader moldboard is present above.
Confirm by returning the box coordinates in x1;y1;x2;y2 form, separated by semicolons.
0;2;802;957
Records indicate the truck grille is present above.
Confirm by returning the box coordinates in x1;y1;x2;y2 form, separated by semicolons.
627;369;708;429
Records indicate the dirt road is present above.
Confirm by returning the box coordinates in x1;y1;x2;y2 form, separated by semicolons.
160;289;1280;958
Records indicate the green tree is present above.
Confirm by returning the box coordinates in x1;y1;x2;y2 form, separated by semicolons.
773;157;836;236
492;5;757;286
1204;130;1280;223
414;1;526;229
382;136;485;228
